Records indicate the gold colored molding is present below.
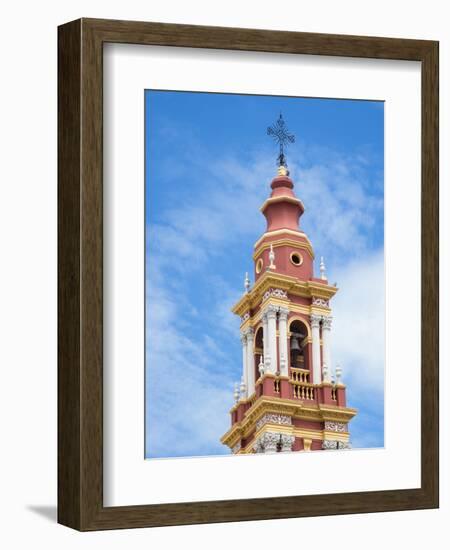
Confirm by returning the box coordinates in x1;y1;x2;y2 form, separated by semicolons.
232;271;338;318
221;394;357;448
254;229;313;251
239;424;350;453
260;195;304;213
253;237;314;262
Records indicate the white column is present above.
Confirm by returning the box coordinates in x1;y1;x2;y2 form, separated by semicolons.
266;305;278;374
322;316;332;379
278;307;289;377
240;332;248;397
246;328;255;396
262;312;270;372
310;313;322;384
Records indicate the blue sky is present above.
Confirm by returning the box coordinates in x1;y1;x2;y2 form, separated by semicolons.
145;90;385;458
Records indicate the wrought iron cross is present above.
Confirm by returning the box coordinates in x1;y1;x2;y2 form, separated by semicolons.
267;113;295;167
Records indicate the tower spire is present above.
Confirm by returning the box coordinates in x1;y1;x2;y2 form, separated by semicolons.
221;116;357;456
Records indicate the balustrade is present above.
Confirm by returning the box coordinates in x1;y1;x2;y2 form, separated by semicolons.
290;367;310;384
292;384;315;400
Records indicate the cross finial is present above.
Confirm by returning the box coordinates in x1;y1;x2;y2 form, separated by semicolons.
267;113;295;171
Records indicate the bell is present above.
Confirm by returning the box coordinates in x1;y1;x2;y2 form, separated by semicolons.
290;336;300;351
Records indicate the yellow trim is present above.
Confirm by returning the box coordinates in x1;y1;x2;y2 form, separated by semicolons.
255;258;263;274
254;229;313;250
221;394;357;448
288;305;313;316
253;237;314;262
253;323;263;347
323;431;349;442
290;367;309;374
260;195;304;213
239;425;350;454
288;315;311;338
232;271;338;318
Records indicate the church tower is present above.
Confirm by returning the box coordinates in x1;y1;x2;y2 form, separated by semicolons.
221;115;357;454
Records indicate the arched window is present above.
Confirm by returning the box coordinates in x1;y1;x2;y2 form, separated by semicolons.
289;319;309;373
254;326;264;381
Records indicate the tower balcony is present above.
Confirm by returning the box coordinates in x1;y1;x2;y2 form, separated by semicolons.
228;371;348;428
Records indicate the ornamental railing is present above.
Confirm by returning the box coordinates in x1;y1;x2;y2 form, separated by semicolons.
292;384;315;400
290;367;310;384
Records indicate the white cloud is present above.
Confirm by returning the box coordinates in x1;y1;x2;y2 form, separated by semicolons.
146;276;236;458
330;249;385;448
331;248;385;394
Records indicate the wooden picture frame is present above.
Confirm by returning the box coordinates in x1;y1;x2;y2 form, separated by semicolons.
58;18;439;531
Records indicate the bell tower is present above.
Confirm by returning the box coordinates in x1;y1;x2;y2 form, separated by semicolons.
221;115;357;454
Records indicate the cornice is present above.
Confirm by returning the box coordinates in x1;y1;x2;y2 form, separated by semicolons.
253;237;314;262
237;423;351;454
254;228;313;251
260;195;304;213
221;395;357;448
231;271;338;318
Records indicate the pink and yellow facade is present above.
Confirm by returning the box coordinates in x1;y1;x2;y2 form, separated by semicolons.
221;166;357;454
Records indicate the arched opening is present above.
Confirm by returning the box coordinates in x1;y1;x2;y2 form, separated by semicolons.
289;319;310;376
254;326;264;382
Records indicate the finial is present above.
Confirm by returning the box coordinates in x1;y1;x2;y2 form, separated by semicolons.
244;272;250;293
267;113;295;173
233;382;240;403
268;243;276;270
258;357;265;376
335;365;343;385
322;362;331;383
320;256;326;280
239;376;247;398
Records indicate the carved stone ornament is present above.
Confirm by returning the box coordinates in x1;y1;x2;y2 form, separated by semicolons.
278;306;289;319
256;413;292;432
280;434;295;451
312;297;329;307
241;312;250;323
271;288;288;299
322;316;333;330
245;327;254;340
324;421;347;433
322;440;338;450
253;439;264;453
266;304;279;319
310;313;322;328
263;288;288;302
232;441;241;454
259;432;281;453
